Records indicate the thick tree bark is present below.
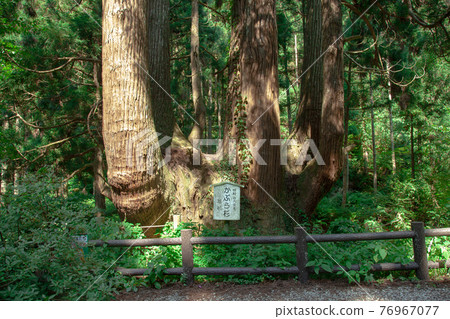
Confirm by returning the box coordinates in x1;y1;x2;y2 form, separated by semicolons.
240;0;282;203
294;0;323;145
342;60;352;208
296;0;344;217
188;0;206;143
149;0;174;141
102;0;169;226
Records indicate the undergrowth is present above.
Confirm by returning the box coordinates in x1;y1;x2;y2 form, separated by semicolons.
1;171;448;300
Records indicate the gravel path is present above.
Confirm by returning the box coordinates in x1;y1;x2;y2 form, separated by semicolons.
117;278;450;301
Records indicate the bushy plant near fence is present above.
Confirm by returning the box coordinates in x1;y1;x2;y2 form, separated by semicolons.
0;172;148;300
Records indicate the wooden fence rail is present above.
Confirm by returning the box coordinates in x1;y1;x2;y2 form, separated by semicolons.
89;222;450;284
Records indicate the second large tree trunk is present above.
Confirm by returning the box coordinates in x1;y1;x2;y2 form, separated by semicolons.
296;0;344;218
294;0;323;145
240;0;282;203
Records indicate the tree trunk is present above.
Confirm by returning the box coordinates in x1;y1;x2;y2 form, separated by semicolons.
342;60;352;208
13;118;20;195
240;0;282;203
410;113;415;179
296;0;344;218
370;73;377;193
188;0;206;143
214;73;222;139
386;59;396;175
92;60;106;215
0;119;8;200
93;146;106;214
149;0;174;141
294;34;300;102
283;45;292;134
294;0;323;145
102;0;169;226
223;0;244;156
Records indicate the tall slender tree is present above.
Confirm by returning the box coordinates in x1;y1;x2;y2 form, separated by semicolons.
188;0;206;143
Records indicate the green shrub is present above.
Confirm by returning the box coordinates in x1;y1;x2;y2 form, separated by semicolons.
0;171;145;300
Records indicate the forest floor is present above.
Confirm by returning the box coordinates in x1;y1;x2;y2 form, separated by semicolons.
117;277;450;301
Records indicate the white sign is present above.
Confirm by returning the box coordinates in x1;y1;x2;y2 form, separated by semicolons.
212;182;243;220
72;235;88;247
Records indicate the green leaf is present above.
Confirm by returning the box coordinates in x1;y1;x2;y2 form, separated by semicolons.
321;264;333;273
314;266;320;275
379;249;387;260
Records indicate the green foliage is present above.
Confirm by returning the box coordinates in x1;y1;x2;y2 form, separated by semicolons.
0;171;147;300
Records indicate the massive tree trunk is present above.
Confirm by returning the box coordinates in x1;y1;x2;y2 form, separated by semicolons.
286;0;322;175
149;0;174;141
188;0;206;143
294;0;323;146
295;0;344;218
102;0;169;226
239;0;282;203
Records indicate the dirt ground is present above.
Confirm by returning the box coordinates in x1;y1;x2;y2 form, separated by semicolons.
117;277;450;301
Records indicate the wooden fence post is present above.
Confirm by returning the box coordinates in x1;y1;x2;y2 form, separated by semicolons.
173;214;180;230
181;229;194;285
411;222;429;280
295;227;308;283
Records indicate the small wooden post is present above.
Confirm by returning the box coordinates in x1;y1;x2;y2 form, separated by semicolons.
295;227;308;283
173;214;180;230
181;229;194;285
411;222;429;280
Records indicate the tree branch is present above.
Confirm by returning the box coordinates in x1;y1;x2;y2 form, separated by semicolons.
198;1;227;24
2;51;76;74
12;108;82;130
23;131;88;154
405;0;450;29
62;163;93;183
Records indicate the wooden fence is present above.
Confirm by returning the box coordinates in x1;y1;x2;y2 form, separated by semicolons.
89;222;450;285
